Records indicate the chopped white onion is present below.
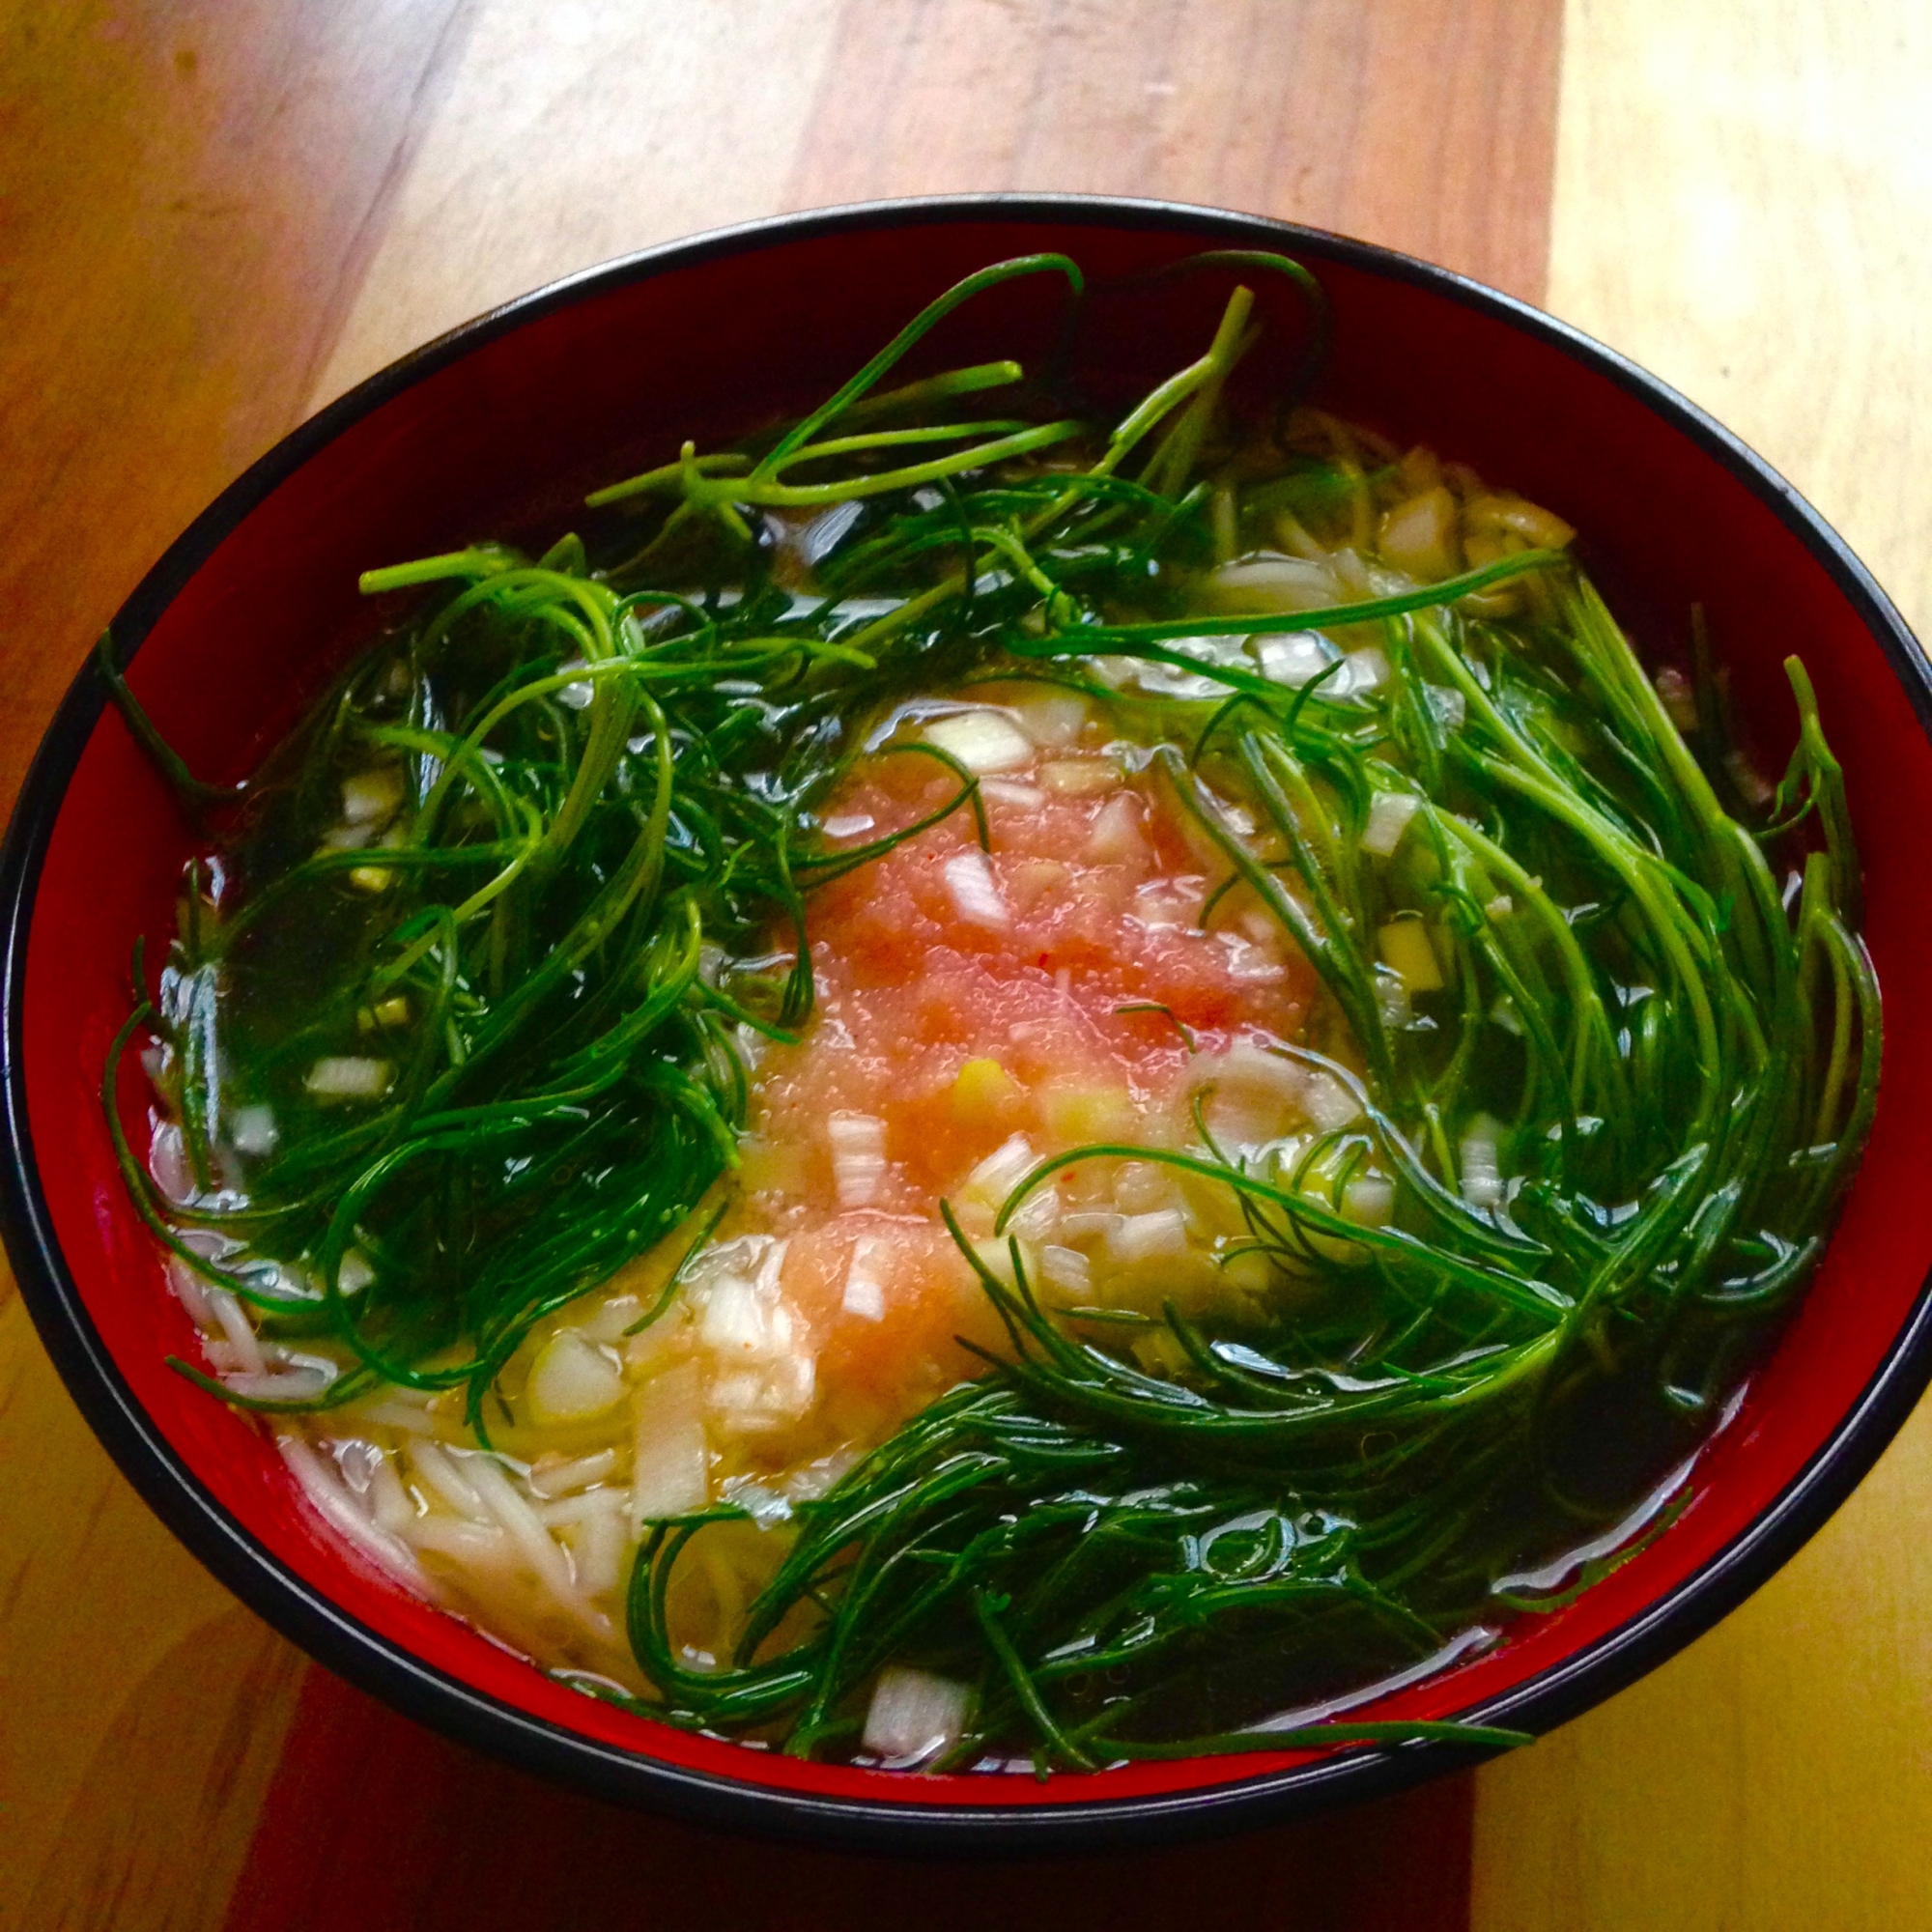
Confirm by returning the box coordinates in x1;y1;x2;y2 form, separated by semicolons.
1133;881;1196;928
1359;791;1419;858
631;1360;710;1523
554;661;595;710
1376;971;1414;1029
1039;1244;1092;1293
1206;554;1340;613
827;1112;889;1208
923;710;1033;774
1039;758;1120;796
781;1448;859;1502
964;1133;1036;1208
1084;792;1145;865
1460;1115;1505;1209
1343;1174;1397;1226
1160;632;1252;670
841;1236;888;1321
1202;1089;1285;1151
1011;692;1089;747
799;498;866;565
863;1665;973;1764
574;1294;643;1345
1108;1208;1189;1264
227;1102;278;1156
979;778;1044;810
1254;631;1339;688
943;850;1010;929
968;1237;1025;1287
1300;1070;1365;1132
821;811;875;839
700;1275;779;1354
1210;1041;1303;1104
1216;932;1287;983
1236;905;1278;948
1342;646;1391;695
1096;638;1233;700
1058;1209;1123;1244
303;1056;394;1103
525;1329;627;1426
341;768;404;824
1004;1180;1061;1243
759;1236;800;1308
684;1232;785;1293
709;1347;816;1435
565;1500;628;1598
722;1476;794;1528
1113;1161;1175;1214
693;1248;816;1434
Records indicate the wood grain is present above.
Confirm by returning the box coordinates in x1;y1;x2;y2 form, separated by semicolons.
310;0;1562;409
304;1;848;412
1543;0;1932;642
787;0;1559;300
1472;6;1932;1927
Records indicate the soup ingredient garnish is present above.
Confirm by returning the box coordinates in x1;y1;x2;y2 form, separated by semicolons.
107;251;1878;1773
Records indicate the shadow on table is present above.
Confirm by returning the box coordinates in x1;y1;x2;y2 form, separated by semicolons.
224;1668;1473;1932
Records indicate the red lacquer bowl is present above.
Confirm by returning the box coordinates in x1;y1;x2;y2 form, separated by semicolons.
5;198;1929;1853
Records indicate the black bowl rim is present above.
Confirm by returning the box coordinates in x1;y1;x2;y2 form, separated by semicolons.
4;191;1930;1859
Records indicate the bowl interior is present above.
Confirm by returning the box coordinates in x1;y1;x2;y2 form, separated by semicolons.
14;207;1932;1822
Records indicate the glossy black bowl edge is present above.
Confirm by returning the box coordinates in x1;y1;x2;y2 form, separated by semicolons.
4;192;1931;1859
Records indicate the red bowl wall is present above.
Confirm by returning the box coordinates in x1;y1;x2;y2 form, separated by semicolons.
12;203;1932;1829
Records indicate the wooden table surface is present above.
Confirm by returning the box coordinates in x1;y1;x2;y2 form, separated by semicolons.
4;5;1929;1926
